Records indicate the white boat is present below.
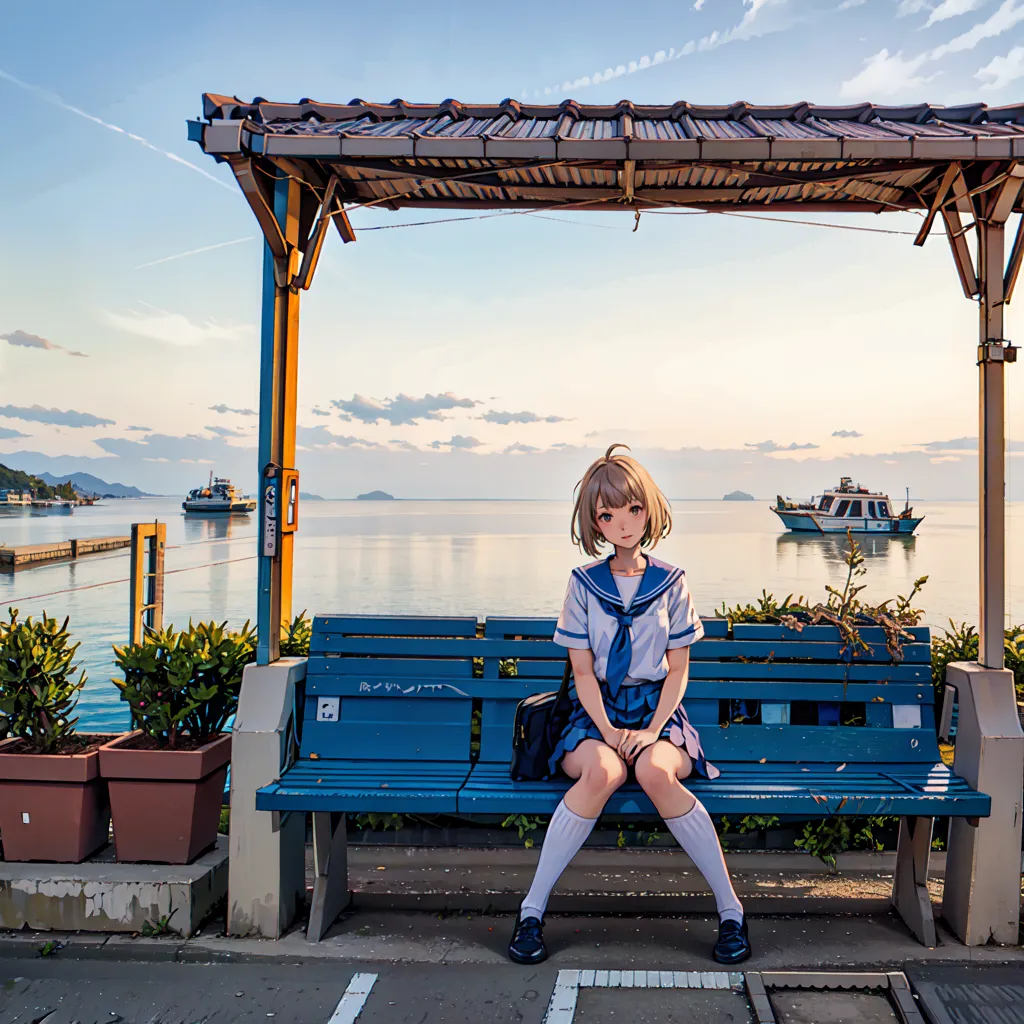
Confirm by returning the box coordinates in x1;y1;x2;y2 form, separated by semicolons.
771;477;923;534
182;474;256;515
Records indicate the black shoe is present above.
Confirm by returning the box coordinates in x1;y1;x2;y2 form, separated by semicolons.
713;917;751;965
508;915;547;964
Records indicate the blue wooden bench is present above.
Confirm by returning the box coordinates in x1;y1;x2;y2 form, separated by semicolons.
256;614;990;943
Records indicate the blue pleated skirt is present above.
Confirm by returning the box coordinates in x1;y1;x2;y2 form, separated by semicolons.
548;679;720;780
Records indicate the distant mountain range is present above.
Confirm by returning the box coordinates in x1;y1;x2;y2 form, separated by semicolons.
34;471;150;499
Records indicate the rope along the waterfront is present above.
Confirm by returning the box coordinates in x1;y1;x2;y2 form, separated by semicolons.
4;554;257;605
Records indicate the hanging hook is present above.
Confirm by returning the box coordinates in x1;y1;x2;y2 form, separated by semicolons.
633;209;641;233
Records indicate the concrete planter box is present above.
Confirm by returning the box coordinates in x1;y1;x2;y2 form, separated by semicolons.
0;736;117;863
100;733;231;865
0;836;227;936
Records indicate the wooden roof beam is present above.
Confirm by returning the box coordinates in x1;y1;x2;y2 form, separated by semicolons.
294;177;342;292
942;205;979;298
914;163;960;247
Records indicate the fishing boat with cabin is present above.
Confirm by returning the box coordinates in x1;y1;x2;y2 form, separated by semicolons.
182;473;256;515
772;477;923;534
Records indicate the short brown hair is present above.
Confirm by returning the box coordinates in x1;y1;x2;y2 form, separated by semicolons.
571;444;672;557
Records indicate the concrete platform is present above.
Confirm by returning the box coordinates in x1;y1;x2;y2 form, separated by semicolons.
0;837;227;937
0;915;1021;1024
0;535;129;570
342;845;945;916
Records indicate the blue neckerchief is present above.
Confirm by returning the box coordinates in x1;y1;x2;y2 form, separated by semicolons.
571;554;683;699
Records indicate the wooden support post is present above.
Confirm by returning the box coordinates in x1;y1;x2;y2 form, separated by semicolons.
129;521;165;645
257;173;302;665
891;816;935;947
307;811;350;941
976;193;1018;667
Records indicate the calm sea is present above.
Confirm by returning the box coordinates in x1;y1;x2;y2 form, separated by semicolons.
1;497;1021;731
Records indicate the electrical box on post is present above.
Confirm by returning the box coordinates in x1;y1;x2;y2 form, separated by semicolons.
261;465;279;558
281;469;299;533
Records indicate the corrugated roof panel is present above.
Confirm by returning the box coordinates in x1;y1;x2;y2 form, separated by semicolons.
348;118;428;137
632;120;691;141
492;117;559;139
567;119;619;140
689;118;759;140
806;118;909;140
745;118;826;140
873;119;967;138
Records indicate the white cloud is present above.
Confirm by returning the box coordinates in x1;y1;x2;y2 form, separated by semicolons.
930;0;1024;57
428;435;483;450
925;0;985;24
976;43;1024;87
102;307;256;346
897;0;930;13
532;0;792;96
840;48;936;97
333;392;479;426
838;0;867;9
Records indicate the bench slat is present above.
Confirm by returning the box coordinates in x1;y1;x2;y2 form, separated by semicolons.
300;696;472;762
507;660;931;682
484;616;730;639
308;658;475;679
257;759;469;813
313;615;479;637
306;675;933;705
732;624;930;643
458;763;990;817
314;635;927;663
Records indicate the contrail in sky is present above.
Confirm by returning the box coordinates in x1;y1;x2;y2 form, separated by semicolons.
135;236;256;268
0;67;236;192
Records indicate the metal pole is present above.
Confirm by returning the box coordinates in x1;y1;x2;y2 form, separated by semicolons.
256;172;301;665
978;220;1007;668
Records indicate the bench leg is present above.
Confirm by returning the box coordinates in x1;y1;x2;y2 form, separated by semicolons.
307;811;350;941
891;815;936;947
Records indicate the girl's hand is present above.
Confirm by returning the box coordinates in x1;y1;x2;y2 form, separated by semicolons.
601;727;627;752
619;727;661;764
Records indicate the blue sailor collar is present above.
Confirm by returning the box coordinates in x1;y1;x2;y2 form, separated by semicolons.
572;554;683;612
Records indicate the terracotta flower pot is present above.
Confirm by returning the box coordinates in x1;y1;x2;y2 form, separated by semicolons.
0;735;116;862
99;732;231;864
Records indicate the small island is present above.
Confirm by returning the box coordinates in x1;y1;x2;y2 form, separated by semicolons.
723;490;755;501
357;490;395;501
299;491;325;501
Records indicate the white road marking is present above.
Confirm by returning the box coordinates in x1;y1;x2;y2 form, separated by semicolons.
327;972;378;1024
543;970;581;1024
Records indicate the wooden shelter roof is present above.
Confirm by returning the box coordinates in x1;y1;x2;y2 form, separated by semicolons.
190;96;1024;215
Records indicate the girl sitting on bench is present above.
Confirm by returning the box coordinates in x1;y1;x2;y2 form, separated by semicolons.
508;444;751;967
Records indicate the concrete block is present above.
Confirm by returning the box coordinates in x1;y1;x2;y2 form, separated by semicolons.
0;837;227;937
228;658;307;938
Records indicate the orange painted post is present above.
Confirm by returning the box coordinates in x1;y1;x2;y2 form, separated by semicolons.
129;521;165;645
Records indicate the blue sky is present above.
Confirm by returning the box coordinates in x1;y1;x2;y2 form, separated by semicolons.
2;0;1024;499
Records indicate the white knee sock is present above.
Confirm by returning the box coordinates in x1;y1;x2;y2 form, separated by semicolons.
665;800;744;924
520;800;598;922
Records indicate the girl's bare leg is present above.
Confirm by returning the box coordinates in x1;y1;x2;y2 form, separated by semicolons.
636;740;743;924
632;740;694;818
518;740;626;923
561;738;629;817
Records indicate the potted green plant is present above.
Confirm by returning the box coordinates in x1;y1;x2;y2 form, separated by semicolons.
0;607;113;862
101;619;255;864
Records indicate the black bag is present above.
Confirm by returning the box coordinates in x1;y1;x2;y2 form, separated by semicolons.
510;657;574;781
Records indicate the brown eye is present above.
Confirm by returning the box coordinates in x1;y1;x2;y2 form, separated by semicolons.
630;505;643;515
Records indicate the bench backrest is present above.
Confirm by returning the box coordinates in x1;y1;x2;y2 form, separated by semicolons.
302;615;937;769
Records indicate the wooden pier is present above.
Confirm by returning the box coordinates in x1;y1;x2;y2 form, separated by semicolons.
0;535;131;570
